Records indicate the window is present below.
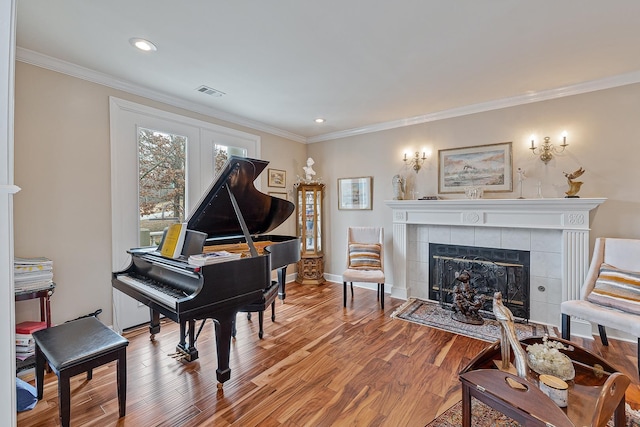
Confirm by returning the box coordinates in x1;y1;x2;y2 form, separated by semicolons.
138;128;187;245
214;144;247;176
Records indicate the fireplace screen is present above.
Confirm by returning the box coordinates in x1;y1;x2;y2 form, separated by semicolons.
429;243;530;320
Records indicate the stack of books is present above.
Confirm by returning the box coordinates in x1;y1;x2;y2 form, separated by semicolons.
15;321;47;361
14;257;54;292
188;251;241;266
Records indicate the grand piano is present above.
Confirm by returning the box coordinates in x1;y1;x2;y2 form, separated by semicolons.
112;156;300;387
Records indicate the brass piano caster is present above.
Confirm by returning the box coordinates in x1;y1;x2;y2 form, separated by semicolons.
217;382;224;390
150;334;155;341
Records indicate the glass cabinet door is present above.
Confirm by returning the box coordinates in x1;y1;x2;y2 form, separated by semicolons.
296;183;324;255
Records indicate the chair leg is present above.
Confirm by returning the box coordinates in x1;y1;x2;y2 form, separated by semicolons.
561;314;570;340
350;283;354;297
343;282;347;307
117;348;127;417
637;338;640;379
58;371;71;427
598;324;609;346
271;301;276;322
379;284;384;309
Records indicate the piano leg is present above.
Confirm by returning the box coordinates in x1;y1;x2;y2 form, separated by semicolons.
149;309;161;340
213;310;237;387
277;266;287;301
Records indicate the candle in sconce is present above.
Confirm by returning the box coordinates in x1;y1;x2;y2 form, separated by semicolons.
404;153;407;160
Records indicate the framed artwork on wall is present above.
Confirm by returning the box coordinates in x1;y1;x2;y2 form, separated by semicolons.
438;142;513;193
338;176;373;210
268;191;288;200
268;168;286;188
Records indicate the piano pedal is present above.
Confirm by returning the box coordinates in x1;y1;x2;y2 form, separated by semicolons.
173;345;199;362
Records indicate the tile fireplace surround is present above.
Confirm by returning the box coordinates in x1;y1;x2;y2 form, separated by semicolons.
385;198;606;337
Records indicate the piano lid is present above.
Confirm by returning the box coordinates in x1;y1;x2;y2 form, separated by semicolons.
186;156;295;239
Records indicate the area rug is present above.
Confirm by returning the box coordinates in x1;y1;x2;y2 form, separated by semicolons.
426;399;640;427
391;298;553;342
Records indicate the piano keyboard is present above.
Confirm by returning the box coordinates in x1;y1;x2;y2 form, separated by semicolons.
115;274;187;309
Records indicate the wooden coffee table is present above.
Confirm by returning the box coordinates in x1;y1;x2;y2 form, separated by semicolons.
459;336;630;427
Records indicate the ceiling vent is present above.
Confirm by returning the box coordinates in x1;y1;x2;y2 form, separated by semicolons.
195;85;225;97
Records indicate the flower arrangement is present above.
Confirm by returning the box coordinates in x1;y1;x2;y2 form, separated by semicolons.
526;335;575;381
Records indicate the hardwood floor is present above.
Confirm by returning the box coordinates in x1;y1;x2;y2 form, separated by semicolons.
17;281;640;426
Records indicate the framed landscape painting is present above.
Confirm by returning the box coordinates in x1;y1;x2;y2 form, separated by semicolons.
438;142;513;194
268;168;286;188
338;176;373;210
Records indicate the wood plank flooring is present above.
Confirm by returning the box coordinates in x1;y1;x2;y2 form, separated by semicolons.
17;281;640;426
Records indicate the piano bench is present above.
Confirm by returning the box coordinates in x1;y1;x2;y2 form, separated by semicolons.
234;280;279;339
32;316;129;427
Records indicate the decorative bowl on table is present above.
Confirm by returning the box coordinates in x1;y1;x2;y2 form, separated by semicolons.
526;336;576;381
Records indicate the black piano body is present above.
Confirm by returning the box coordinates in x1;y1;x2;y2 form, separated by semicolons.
112;156;300;386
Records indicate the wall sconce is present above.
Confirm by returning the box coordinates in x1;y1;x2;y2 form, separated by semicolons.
403;151;428;173
529;131;569;164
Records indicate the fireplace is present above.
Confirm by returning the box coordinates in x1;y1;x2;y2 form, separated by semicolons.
429;243;530;320
385;198;605;332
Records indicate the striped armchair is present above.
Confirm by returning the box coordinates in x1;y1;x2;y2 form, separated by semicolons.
342;227;385;309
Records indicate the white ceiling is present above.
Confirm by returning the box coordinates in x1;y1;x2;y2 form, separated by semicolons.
15;1;640;142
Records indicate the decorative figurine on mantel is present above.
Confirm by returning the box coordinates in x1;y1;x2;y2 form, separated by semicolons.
450;270;484;325
563;167;585;198
516;167;526;199
392;174;405;200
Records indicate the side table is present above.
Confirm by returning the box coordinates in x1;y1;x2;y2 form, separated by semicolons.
459;336;629;427
15;282;55;373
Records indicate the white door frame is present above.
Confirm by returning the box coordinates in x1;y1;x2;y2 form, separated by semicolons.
109;97;260;332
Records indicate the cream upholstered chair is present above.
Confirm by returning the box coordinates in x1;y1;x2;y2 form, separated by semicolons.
342;227;385;309
561;237;640;376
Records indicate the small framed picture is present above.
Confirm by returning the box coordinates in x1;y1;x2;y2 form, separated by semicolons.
338;176;373;210
268;168;286;188
268;191;288;200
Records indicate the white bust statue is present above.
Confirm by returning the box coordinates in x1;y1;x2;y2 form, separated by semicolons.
303;157;316;181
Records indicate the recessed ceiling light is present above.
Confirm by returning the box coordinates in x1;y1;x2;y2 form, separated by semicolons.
315;118;325;123
129;38;157;52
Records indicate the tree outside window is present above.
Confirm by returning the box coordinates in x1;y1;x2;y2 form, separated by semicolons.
138;128;186;244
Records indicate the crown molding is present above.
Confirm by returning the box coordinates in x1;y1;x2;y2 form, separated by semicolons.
16;48;640;144
15;48;307;143
307;71;640;143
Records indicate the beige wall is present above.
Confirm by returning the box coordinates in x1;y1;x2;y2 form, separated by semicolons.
310;83;640;277
14;61;640;327
13;62;305;326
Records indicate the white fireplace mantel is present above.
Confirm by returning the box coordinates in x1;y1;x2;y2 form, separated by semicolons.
385;198;606;231
385;198;606;330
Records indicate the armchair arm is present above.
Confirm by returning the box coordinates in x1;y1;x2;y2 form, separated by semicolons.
580;238;606;300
